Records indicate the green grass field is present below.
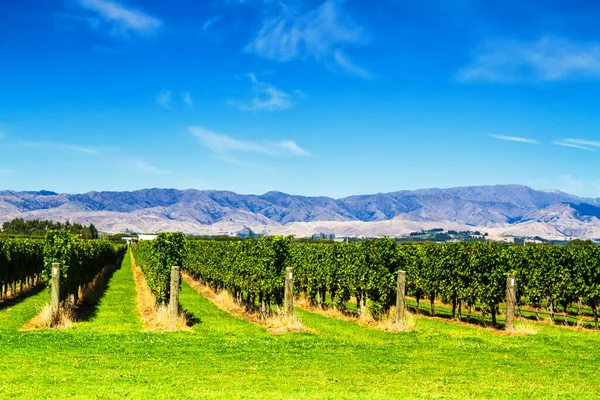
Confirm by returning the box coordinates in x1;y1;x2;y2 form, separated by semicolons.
1;252;599;399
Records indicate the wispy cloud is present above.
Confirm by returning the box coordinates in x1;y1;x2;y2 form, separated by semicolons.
156;90;172;108
553;138;599;152
332;49;374;79
182;91;193;107
202;16;222;31
189;126;309;164
245;0;370;78
562;138;600;148
156;90;193;108
553;141;594;151
21;141;100;154
278;140;309;156
63;145;99;154
132;159;169;175
459;36;600;83
490;134;539;144
236;73;295;112
77;0;162;36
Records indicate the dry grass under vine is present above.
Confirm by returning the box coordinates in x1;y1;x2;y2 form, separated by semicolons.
295;296;415;332
21;264;119;330
130;252;190;331
182;271;311;334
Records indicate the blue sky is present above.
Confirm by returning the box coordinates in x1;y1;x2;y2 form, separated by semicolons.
1;0;600;198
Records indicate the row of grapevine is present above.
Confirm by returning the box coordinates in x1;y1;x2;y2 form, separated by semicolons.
511;244;600;325
130;232;186;303
291;240;600;326
0;238;44;298
43;231;126;302
401;242;508;324
183;237;600;327
183;236;291;315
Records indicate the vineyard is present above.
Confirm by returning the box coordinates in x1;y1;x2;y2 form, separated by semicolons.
5;232;599;330
0;231;125;328
2;232;600;397
182;238;600;328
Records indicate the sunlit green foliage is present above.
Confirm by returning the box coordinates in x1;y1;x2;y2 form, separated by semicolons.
43;230;126;301
131;232;186;303
0;238;44;295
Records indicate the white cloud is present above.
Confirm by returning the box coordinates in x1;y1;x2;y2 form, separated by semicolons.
189;126;309;164
156;90;193;108
332;49;373;79
133;159;168;175
192;127;265;154
21;141;100;154
182;91;193;107
245;0;370;78
553;138;600;152
237;73;294;112
562;138;600;148
77;0;162;35
278;140;309;156
490;134;539;144
62;145;99;154
156;90;172;108
553;141;595;152
202;16;222;31
459;36;600;83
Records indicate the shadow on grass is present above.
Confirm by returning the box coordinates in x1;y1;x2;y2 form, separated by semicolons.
406;304;504;329
183;309;202;327
317;296;600;332
342;297;506;330
0;284;46;312
305;300;507;331
74;258;124;323
411;304;600;330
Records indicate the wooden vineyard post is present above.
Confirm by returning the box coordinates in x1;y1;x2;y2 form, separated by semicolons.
284;267;294;316
505;273;516;331
50;263;61;325
169;266;180;325
396;270;406;326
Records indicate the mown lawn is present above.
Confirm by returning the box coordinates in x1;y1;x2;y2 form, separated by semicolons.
1;252;599;399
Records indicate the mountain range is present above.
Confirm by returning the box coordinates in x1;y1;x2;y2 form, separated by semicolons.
1;185;600;240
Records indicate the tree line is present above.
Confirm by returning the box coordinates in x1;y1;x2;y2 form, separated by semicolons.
2;218;99;239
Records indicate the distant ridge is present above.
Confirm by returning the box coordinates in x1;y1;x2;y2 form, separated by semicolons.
0;185;599;239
